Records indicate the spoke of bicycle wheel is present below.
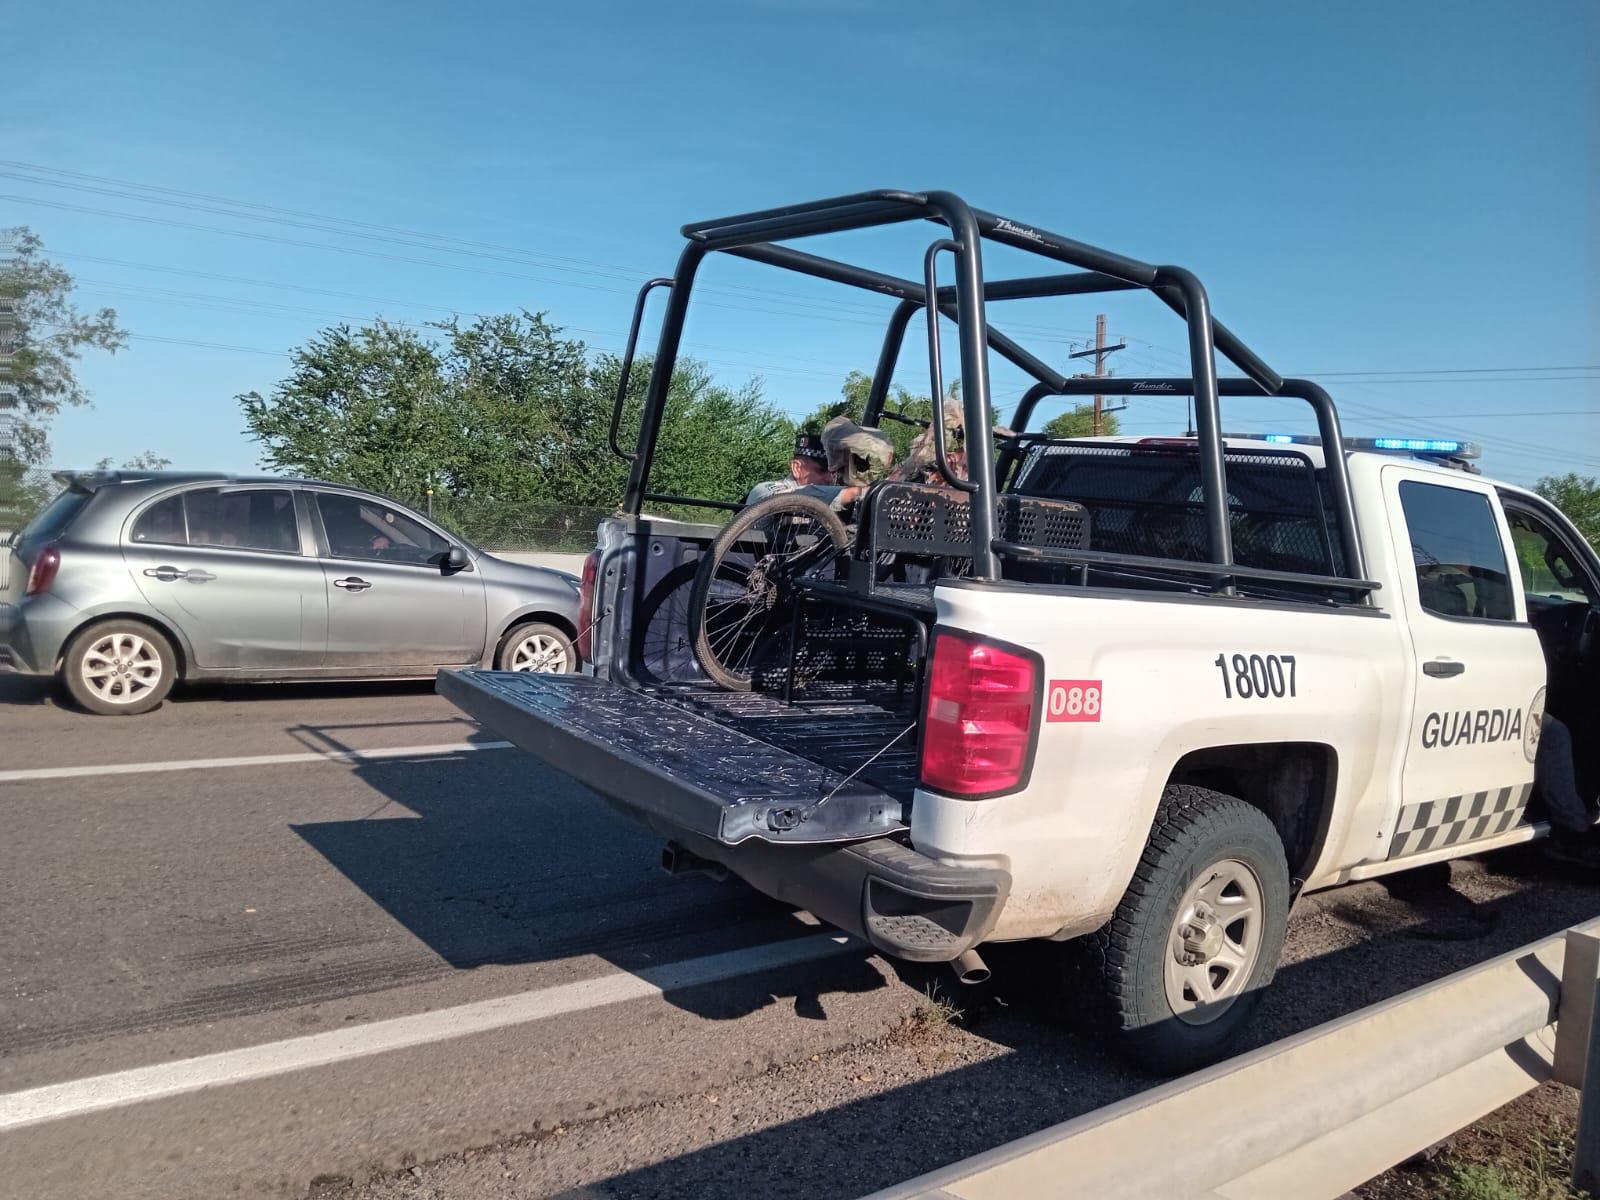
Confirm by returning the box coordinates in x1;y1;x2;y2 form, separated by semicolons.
708;604;764;655
705;599;757;636
723;613;775;673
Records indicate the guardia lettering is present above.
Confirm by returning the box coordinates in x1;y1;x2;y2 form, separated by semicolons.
1421;707;1524;749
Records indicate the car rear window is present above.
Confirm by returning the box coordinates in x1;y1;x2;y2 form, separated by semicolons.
18;488;92;544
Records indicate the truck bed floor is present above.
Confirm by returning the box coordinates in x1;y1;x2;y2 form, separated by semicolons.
642;681;922;801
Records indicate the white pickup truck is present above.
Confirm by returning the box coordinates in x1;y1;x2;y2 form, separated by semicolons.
441;191;1599;1068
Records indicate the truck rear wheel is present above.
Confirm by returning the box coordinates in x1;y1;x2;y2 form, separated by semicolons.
1066;784;1290;1074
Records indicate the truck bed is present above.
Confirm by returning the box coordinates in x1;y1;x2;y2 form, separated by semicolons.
439;670;918;846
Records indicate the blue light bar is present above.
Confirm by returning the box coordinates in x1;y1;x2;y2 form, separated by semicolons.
1224;432;1482;461
1372;437;1464;453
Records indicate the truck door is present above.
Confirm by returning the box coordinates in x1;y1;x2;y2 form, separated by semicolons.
1503;495;1600;804
1384;466;1546;861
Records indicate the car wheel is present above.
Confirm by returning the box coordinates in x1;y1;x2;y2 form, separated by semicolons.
60;619;178;716
495;622;577;674
1064;784;1290;1074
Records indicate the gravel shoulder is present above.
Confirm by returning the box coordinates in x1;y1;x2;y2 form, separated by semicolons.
339;848;1600;1200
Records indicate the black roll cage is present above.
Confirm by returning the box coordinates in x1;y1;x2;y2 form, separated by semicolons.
614;188;1374;599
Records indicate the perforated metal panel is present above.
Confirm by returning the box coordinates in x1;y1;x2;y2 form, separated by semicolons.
860;483;1089;561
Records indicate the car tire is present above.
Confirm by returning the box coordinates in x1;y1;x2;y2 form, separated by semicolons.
1064;784;1290;1074
494;621;578;674
60;619;178;716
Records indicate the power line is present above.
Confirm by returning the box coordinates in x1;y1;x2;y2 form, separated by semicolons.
4;165;1100;341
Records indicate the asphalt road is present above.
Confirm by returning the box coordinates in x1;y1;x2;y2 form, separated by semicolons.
1;672;1598;1199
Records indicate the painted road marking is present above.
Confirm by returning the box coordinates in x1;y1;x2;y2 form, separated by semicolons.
0;933;856;1132
0;740;517;784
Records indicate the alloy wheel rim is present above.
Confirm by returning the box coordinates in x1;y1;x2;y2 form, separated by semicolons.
81;633;163;705
509;633;570;673
1163;858;1264;1026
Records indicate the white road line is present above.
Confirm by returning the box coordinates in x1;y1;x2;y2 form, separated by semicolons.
0;740;517;784
0;933;856;1132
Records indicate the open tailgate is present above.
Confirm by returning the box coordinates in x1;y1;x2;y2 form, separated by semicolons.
439;670;909;846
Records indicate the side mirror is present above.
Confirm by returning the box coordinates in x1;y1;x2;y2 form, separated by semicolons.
444;545;469;572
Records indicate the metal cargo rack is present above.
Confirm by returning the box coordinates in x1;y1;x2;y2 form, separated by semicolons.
607;189;1379;604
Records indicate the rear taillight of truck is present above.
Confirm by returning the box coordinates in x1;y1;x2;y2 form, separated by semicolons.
25;544;61;596
575;550;600;661
919;630;1041;799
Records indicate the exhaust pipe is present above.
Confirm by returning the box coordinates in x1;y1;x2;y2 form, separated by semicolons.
950;947;991;986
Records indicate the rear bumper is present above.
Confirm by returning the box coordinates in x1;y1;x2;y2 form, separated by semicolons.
0;599;67;676
673;830;1010;963
437;668;1011;961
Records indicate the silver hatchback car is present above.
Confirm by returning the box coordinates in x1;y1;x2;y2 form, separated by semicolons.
0;471;583;714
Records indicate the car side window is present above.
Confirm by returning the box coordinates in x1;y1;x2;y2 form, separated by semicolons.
1508;508;1598;606
183;488;301;554
316;493;450;565
129;495;187;545
1398;480;1515;622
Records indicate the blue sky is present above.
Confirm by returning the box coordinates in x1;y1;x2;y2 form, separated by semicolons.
5;0;1596;486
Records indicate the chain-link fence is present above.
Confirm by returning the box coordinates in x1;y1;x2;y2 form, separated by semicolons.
400;496;617;553
0;464;53;538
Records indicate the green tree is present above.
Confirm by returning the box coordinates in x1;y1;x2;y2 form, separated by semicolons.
1535;473;1600;547
94;452;173;471
239;312;795;536
1042;403;1122;439
0;227;128;465
238;318;448;497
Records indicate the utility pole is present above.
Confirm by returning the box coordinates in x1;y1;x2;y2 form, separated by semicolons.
1067;315;1126;435
1092;313;1107;436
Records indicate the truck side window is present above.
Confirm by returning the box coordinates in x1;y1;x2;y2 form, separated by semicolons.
1508;508;1598;607
1398;481;1515;622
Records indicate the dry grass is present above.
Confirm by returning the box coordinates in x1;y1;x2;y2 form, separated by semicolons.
1359;1085;1590;1200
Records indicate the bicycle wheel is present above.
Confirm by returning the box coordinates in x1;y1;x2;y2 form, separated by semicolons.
688;493;850;691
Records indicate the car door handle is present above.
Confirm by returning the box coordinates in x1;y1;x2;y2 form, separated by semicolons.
1423;659;1466;678
183;569;217;583
143;566;182;582
334;576;372;592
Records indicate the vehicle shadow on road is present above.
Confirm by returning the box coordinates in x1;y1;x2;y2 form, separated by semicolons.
554;852;1599;1200
288;738;890;1024
0;674;57;706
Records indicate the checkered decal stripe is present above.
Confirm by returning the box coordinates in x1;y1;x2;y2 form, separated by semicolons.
1387;783;1534;860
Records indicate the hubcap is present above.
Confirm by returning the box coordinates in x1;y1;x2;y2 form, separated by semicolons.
1163;858;1264;1026
509;633;570;674
81;632;163;705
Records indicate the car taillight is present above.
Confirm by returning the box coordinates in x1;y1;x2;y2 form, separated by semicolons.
575;550;600;661
919;630;1040;799
25;544;61;597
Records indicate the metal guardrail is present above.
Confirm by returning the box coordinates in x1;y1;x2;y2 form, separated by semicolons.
869;918;1600;1200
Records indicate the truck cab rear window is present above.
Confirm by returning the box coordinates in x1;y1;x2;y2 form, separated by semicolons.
1398;480;1514;621
1011;443;1345;577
